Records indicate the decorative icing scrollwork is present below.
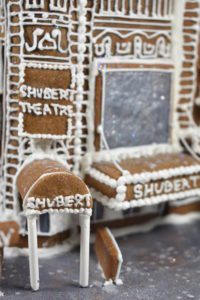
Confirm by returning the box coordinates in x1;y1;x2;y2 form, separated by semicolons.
94;36;112;57
95;0;174;19
25;28;68;54
25;0;69;12
49;0;69;12
93;32;171;59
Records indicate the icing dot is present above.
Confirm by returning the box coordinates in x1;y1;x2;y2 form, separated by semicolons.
42;13;48;18
116;193;126;202
79;16;86;24
116;186;127;194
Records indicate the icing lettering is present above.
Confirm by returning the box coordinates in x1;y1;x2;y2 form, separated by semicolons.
20;102;73;117
134;184;143;199
0;229;15;247
20;85;71;101
26;194;91;210
25;28;67;53
134;175;200;200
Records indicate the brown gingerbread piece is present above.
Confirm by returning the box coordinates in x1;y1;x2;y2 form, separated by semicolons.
95;227;123;283
85;153;200;201
17;159;92;212
0;220;20;278
0;247;3;278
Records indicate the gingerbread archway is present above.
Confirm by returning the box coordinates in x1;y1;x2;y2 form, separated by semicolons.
16;159;92;291
16;159;92;214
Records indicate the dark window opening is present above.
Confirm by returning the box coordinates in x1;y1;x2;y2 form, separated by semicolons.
39;213;50;233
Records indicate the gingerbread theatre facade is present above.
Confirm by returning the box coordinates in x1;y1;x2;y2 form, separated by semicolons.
0;0;200;246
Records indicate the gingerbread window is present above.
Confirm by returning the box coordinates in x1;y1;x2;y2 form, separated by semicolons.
49;0;69;12
25;0;45;10
38;213;50;234
94;62;173;151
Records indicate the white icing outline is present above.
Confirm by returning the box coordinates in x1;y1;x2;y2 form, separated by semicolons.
87;164;200;188
24;193;91;211
93;32;172;59
1;0;88;213
90;187;200;211
18;59;75;139
98;61;174;152
173;1;200;155
95;0;174;19
105;227;123;282
23;171;90;205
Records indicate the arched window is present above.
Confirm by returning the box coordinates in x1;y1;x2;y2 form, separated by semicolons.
49;0;68;12
25;0;45;10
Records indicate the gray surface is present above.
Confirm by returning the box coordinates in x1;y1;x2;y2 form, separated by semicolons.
2;220;200;299
104;71;171;149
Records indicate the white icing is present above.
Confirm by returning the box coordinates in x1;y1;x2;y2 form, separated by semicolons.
133;176;200;199
105;227;123;282
94;33;171;59
1;0;86;215
18;112;73;140
73;0;87;173
96;0;173;18
48;213;72;235
109;212;200;240
25;0;44;10
24;208;92;217
20;85;73;101
25;194;91;211
87;164;200;188
4;212;200;258
19;102;73;116
103;279;113;286
0;228;15;247
26;28;68;53
90;187;200;211
49;0;69;13
173;0;200;155
5;233;81;258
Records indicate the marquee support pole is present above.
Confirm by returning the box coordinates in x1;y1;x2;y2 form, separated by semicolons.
79;213;90;287
27;215;39;291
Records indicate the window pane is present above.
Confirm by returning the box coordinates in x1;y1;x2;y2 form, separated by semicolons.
39;213;50;233
103;71;171;149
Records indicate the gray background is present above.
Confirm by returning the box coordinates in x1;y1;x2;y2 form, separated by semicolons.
1;220;200;299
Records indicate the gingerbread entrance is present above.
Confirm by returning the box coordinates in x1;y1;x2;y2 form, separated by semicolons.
16;159;92;290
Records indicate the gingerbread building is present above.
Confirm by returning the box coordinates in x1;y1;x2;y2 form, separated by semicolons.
0;0;200;288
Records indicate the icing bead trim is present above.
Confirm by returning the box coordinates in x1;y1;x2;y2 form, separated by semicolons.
18;112;73;140
24;207;92;216
87;164;200;188
90;188;200;211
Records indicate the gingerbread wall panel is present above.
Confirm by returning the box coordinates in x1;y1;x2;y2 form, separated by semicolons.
19;65;74;138
175;0;200;155
92;0;174;60
1;0;89;212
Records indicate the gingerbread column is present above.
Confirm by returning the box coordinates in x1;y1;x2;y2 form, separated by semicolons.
27;215;39;291
79;213;90;287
